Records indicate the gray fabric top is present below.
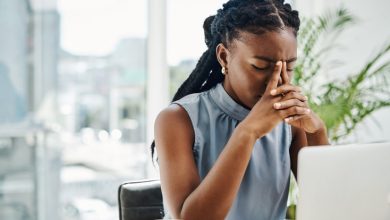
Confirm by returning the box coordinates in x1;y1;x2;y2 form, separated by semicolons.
164;83;292;220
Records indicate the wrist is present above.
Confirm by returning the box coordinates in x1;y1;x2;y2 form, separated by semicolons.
307;123;326;133
306;124;329;145
235;122;263;140
306;127;326;138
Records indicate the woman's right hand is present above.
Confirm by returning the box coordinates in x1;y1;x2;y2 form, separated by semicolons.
239;61;309;139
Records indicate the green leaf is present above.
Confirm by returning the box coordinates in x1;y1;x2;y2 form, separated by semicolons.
296;7;390;142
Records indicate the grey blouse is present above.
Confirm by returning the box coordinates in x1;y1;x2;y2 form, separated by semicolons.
164;82;292;220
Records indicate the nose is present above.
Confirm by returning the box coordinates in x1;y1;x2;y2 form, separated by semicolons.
264;76;283;88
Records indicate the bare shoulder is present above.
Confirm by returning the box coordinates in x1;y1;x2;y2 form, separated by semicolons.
154;104;195;148
155;104;192;129
154;104;196;165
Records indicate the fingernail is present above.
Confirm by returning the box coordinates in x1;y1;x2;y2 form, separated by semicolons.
306;109;311;113
270;89;277;95
284;118;290;122
304;96;308;100
276;61;282;66
274;103;281;109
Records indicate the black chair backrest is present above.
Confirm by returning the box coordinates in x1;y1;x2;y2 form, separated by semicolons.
118;179;164;220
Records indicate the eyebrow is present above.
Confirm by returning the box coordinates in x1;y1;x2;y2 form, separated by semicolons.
254;56;297;63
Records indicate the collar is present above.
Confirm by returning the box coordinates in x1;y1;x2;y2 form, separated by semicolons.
210;83;250;121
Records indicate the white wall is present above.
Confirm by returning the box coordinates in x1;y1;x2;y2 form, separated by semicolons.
295;0;390;143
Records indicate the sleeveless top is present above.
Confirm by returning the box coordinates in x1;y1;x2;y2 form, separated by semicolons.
163;83;292;220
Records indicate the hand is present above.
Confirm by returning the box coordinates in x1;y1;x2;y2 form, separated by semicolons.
240;61;311;138
270;62;325;133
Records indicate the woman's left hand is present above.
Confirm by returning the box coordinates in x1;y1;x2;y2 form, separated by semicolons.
271;85;324;133
270;62;326;133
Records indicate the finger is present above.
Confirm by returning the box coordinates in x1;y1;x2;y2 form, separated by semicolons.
266;61;283;93
270;84;302;96
273;98;306;110
280;91;308;103
278;106;311;118
281;61;290;85
284;114;308;123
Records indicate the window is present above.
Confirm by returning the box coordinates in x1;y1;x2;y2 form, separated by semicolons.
0;0;149;219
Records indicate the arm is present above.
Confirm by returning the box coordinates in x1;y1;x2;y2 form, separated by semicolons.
155;105;258;220
289;125;329;179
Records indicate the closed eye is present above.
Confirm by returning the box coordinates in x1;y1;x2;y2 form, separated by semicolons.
251;64;269;71
286;65;295;72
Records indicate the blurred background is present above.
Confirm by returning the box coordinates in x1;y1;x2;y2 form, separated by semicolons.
0;0;389;219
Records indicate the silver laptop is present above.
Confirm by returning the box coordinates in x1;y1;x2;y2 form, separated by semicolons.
296;142;390;220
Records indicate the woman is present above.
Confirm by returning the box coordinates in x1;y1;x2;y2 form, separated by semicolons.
152;0;329;219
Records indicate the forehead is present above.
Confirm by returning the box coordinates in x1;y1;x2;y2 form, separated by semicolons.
231;29;297;61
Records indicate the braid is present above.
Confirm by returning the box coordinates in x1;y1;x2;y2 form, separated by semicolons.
150;18;221;161
171;47;216;102
150;0;300;162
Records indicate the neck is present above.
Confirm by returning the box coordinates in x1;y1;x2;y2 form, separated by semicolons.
222;79;250;110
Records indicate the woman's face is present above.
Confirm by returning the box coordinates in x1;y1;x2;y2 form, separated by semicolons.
218;29;297;109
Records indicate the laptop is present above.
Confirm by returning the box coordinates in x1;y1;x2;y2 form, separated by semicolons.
296;142;390;220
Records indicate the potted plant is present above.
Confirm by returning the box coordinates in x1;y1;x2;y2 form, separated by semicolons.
287;7;390;219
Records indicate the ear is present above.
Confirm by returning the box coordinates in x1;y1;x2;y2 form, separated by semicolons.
216;43;230;68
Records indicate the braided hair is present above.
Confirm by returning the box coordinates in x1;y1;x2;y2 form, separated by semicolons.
151;0;300;161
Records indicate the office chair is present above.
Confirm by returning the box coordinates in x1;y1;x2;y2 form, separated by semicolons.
118;179;164;220
118;179;295;219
